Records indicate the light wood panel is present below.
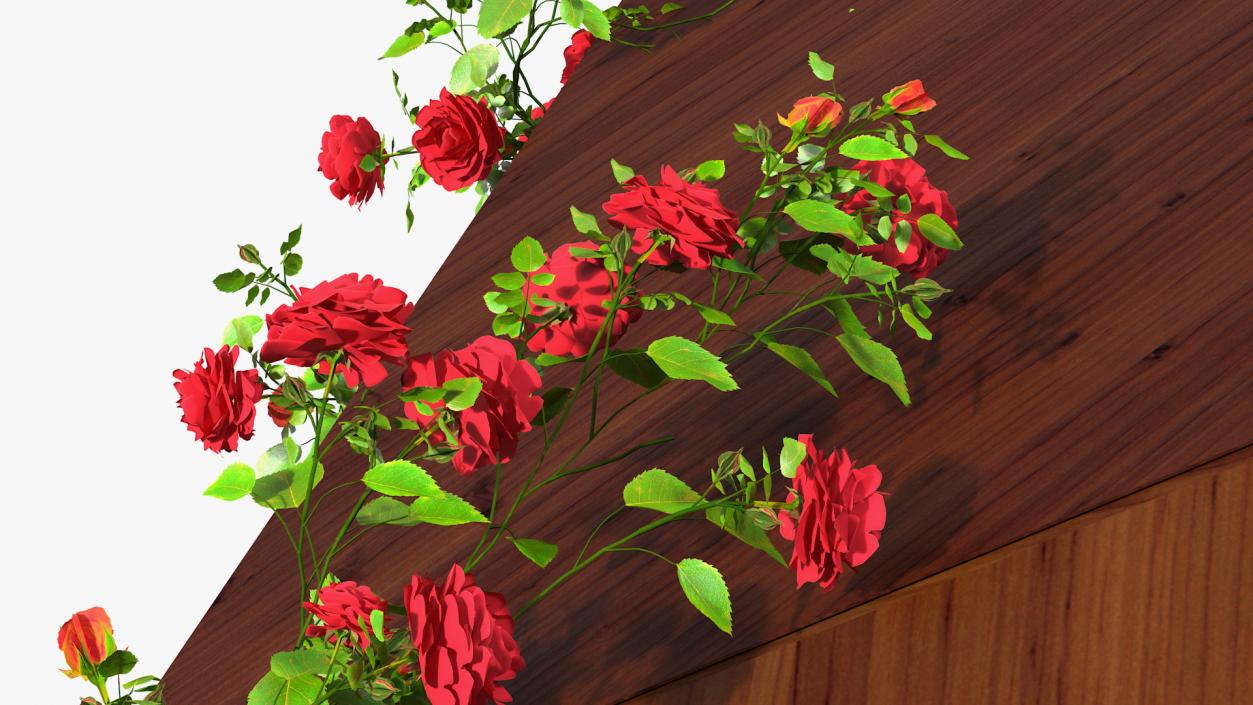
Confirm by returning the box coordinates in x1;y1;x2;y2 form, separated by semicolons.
628;447;1253;705
163;0;1253;702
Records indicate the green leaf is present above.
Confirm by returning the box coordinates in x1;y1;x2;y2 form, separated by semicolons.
96;650;137;679
610;158;635;183
706;507;787;567
283;252;304;277
783;199;857;236
837;333;910;405
370;610;386;642
811;244;899;285
694;159;725;181
251;459;324;510
247;672;321;705
559;0;584;27
807;51;835;81
821;298;867;338
223;315;264;350
676;558;732;634
356;496;412;526
381;30;425;59
492;272;526;290
270;650;331;679
646;336;738;391
899;302;933;340
916;213;964;250
710;256;762;280
442;376;484;411
606;349;668;389
569;205;602;236
924;134;970;160
448;44;500;95
534;386;572;427
362;460;442;498
779;436;807;479
477;0;532;37
408;494;489;525
623;468;701;513
660;1;684;12
204;462;256;501
838;135;908;161
690;302;734;326
511;235;546;272
214;269;249;293
581;3;611;40
508;537;559;567
765;340;837;397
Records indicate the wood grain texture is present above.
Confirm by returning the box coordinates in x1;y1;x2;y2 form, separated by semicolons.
163;0;1253;702
626;446;1253;705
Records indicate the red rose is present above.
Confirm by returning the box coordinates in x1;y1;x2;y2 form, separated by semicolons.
403;336;543;474
842;158;958;277
304;581;389;650
525;241;641;357
173;346;263;453
404;564;524;705
529;99;554;122
260;274;414;388
318;115;386;206
602;165;743;270
267;399;294;428
778;95;842;134
884;80;935;115
561;30;594;84
412;89;505;192
58;607;115;679
777;435;886;591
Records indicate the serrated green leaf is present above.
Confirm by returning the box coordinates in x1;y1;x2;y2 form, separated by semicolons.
837;333;910;405
408;494;489;525
707;507;787;567
646;336;738;392
606;349;668;388
247;672;321;705
382;30;425;59
223;314;264;350
924;133;970;160
511;236;546;272
477;0;532;37
783;199;858;236
204;462;256;501
623;468;701;513
443;376;483;411
695;159;725;181
610;158;635;183
807;51;835;81
821;298;867;338
676;558;732;634
690;302;734;326
448;44;499;95
508;537;559;567
356;496;412;526
916;212;964;250
559;0;584;27
362;460;442;498
270;650;331;679
765;340;837;397
581;4;610;40
779;436;807;479
839;135;908;161
214;269;249;293
569;205;602;236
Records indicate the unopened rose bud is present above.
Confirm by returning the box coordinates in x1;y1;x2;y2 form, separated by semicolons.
778;95;843;135
884;80;936;115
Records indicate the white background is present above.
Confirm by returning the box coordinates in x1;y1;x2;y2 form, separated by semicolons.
0;2;585;700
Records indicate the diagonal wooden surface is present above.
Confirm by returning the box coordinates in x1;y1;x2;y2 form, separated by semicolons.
627;446;1253;705
163;1;1253;703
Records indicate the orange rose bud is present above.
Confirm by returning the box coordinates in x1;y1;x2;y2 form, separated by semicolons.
57;607;115;679
884;80;936;115
778;95;843;135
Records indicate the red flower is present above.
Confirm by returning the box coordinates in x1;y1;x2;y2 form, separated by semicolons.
841;158;958;277
173;346;263;453
304;581;389;650
602;165;743;270
404;564;524;705
318;115;386;206
412;89;505;192
58;607;115;679
561;30;594;84
403;336;543;474
525;241;640;357
777;435;886;591
529;99;554;122
884;80;935;115
778;95;842;134
267;399;294;428
260;274;414;388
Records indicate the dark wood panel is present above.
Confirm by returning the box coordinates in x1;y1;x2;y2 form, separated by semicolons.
627;446;1253;705
163;0;1253;703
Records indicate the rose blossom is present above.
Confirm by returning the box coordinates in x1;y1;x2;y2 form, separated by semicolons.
525;241;641;357
412;89;505;191
173;345;263;453
318;115;386;206
602;165;743;270
267;399;294;428
260;274;414;388
304;581;389;650
841;158;958;277
57;607;115;679
402;336;543;474
778;95;842;134
560;30;594;84
884;80;936;115
404;564;524;705
777;435;886;591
